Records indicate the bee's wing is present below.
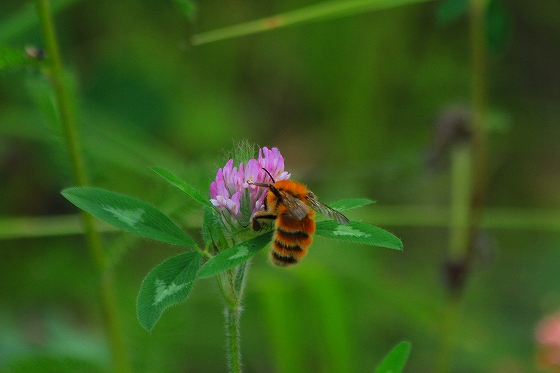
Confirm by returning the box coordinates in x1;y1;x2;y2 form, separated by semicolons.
280;193;311;220
307;193;350;224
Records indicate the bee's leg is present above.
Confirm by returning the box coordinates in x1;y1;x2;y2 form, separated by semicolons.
251;214;276;231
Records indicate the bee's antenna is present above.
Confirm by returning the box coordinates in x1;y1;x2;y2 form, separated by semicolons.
262;168;276;183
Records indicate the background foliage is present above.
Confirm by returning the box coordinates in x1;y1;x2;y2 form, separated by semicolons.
1;0;559;372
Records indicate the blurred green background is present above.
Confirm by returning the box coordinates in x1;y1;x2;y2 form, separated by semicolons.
1;0;559;372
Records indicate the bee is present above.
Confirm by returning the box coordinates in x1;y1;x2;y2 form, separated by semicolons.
248;169;349;266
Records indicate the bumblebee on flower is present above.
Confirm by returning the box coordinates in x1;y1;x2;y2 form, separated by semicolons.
210;145;349;266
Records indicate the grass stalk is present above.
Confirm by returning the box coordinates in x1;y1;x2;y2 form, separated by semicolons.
2;205;558;241
35;1;129;371
191;0;435;45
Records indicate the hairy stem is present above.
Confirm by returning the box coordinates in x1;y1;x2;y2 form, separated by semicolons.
225;302;243;373
217;262;250;373
36;1;129;372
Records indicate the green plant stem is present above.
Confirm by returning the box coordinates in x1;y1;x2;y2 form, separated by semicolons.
36;1;129;372
217;265;248;373
225;302;243;373
191;0;436;45
436;298;462;373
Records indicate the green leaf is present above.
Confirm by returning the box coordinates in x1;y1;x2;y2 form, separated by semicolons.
486;0;511;54
3;355;104;373
328;198;375;211
137;251;201;331
374;341;411;373
0;0;78;43
152;167;213;208
0;45;32;71
202;206;218;244
62;187;197;247
233;259;250;295
436;0;510;54
315;220;402;250
435;0;467;24
198;232;273;278
238;188;253;226
171;0;197;21
26;73;60;129
201;206;232;249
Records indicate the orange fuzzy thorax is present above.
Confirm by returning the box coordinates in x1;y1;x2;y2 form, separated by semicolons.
272;179;309;197
267;180;316;266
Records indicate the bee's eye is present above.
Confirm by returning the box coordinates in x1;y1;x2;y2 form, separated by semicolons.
307;192;315;198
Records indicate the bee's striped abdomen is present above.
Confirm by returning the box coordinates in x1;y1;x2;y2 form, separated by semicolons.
270;241;305;266
250;177;348;267
270;214;316;266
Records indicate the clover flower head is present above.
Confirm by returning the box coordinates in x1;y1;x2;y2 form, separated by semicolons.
210;147;290;225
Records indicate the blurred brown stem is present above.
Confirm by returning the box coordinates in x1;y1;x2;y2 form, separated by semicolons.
438;0;488;371
470;0;488;207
